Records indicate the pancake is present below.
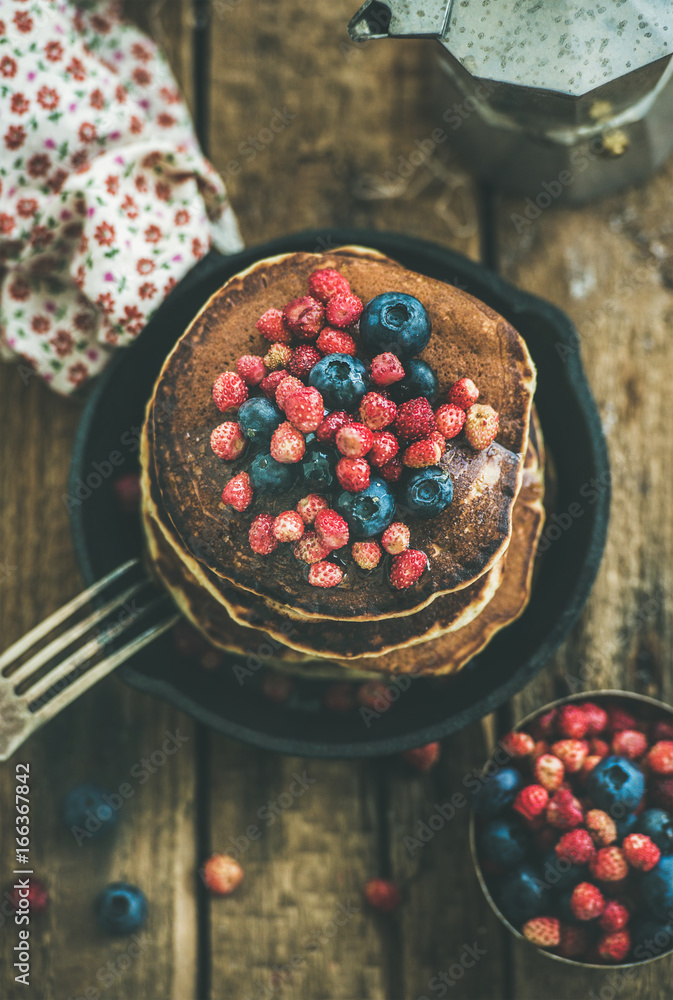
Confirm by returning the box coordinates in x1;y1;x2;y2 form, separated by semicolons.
148;248;536;622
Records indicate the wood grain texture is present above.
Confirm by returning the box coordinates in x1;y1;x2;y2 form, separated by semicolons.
498;157;673;999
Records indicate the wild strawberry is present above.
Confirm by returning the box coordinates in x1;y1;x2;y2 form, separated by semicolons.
235;354;267;386
379;456;403;483
534;753;565;792
590;739;610;757
369;431;399;468
324;682;356;712
276;375;305;410
551;739;589;773
221;472;253;512
394;397;437;441
501;731;535;759
589;847;629;882
557;704;591;739
546;788;584;829
261;671;293;704
555;829;597;865
336;422;374;458
249;514;278;555
270;422;305;463
622;833;661;871
308;561;344;588
612;729;647;759
513;784;549;821
113;473;141;513
210;421;246;460
213;371;248;412
390;549;428;589
264;343;292;371
352;541;382;570
272;510;305;543
284;387;324;432
401;742;441;772
260;369;289;398
570;882;605;921
282;295;324;339
316;327;356;355
202;854;244;895
315;509;349;550
357;680;393;711
585;809;617;846
597;929;631;962
646;741;673;774
307;267;351;303
464;404;499;450
288;344;322;380
381;522;410;555
370;352;405;387
296;494;329;525
653;720;673;741
293;531;332;564
599;900;629;933
558;924;590;959
606;704;640;734
363;878;400;913
582;702;609;735
325;291;363;328
402;438;443;468
8;876;48;916
435;403;466;440
580;755;602;781
316;410;352;444
429;430;446;456
359;392;397;431
522;916;560;947
530;708;558;740
256;307;291;343
448;377;479;409
532;740;550;760
651;776;673;811
336;457;370;493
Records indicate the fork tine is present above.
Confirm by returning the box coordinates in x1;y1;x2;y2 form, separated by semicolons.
22;596;170;705
0;558;141;673
5;579;151;686
30;612;180;728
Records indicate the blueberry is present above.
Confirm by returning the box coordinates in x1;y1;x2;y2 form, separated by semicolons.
479;818;529;869
359;292;431;360
60;783;117;839
641;855;673;920
309;353;368;410
472;767;524;819
497;864;546;926
238;398;282;443
555;888;577;924
614;812;638;840
302;441;337;489
541;850;585;891
249;452;296;493
586;756;646;814
637;809;673;856
389;359;439;404
399;468;453;519
96;882;148;936
336;478;396;538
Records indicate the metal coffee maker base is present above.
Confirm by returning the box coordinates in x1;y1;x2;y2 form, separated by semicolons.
349;1;673;205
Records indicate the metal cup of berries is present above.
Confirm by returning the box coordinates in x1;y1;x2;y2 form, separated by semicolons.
470;691;673;968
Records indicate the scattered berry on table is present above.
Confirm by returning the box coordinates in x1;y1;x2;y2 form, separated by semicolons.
96;883;148;935
323;682;356;712
363;878;400;913
60;783;118;838
221;472;253;512
210;422;246;461
202;854;244;896
352;540;382;570
9;877;49;916
464;403;499;451
381;522;410;555
236;354;267;386
308;561;344;588
401;741;441;773
448;377;479;409
272;510;305;543
249;514;279;555
256;307;291;343
213;371;248;412
282;295;324;339
261;671;293;704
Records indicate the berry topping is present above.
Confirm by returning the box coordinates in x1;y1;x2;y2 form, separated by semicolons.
556;704;591;739
402;438;443;468
394;397;437;441
221;472;253;511
583;702;609;735
370;352;405;387
363;878;401;913
589;847;629;882
256;307;291;343
399;468;453;518
249;452;297;494
210;421;246;461
308;561;344;588
599;900;630;933
359;392;397;431
513;784;549;822
325;290;363;328
282;295;324;339
390;358;439;404
307;267;351;303
636;808;673;855
96;883;147;935
272;510;305;543
558;924;590;959
336;456;371;493
236;354;267;386
296;493;330;525
288;344;322;380
448;377;479;409
263;343;292;371
612;729;648;759
464;403;499;451
401;742;441;772
309;353;369;410
586;756;646;813
555;829;597;865
359;292;431;359
249;513;279;554
522;916;560;947
381;522;410;555
270;421;306;464
390;549;428;589
316;410;352;444
368;431;399;468
337;478;396;538
301;441;338;489
533;754;565;792
293;531;332;564
435;403;466;439
379;456;403;483
546;788;584;829
501;731;535;758
314;509;349;550
597;929;631;963
352;541;382;569
646;741;673;774
585;809;618;846
260;369;289;399
284;386;325;432
622;833;661;871
238;397;283;443
316;327;356;355
202;854;244;896
551;739;589;773
275;375;305;410
213;371;248;412
336;422;374;458
571;882;605;921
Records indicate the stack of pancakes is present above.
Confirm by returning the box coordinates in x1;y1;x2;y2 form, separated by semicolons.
140;248;545;680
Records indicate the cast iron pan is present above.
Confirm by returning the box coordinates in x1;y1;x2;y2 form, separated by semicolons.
69;230;610;757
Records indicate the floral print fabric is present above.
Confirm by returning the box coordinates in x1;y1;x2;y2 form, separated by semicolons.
0;0;242;393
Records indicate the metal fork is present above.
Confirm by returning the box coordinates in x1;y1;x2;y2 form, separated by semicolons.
0;559;179;761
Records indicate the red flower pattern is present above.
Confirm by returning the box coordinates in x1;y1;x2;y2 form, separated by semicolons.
94;222;116;247
11;93;30;115
5;125;26;150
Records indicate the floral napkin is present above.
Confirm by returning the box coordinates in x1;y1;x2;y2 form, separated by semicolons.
0;0;242;393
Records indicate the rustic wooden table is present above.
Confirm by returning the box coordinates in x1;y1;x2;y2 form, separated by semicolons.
2;1;672;998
